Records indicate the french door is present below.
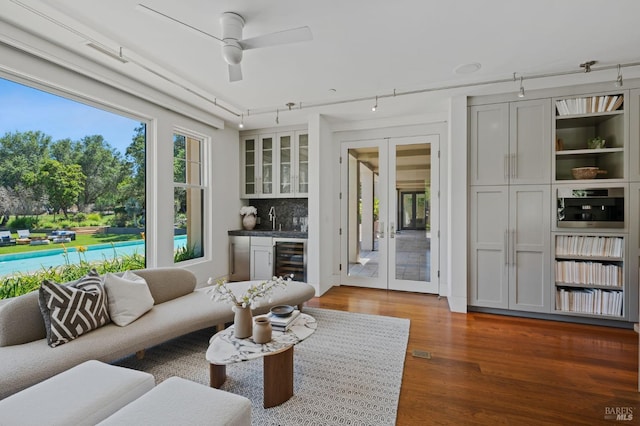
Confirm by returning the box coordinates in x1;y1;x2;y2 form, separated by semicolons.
340;136;439;293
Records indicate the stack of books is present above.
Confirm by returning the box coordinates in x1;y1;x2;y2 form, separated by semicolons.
268;309;301;332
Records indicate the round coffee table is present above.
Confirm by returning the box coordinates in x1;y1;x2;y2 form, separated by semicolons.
206;313;316;408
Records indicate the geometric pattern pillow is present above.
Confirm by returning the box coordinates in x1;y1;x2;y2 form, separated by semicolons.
38;269;110;347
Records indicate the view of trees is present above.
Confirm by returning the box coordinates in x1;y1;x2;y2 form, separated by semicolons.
0;125;145;226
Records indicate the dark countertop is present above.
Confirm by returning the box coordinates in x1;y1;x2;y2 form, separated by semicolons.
228;229;308;239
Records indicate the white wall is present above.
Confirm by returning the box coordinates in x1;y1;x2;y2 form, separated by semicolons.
447;96;468;312
0;40;240;286
308;114;335;295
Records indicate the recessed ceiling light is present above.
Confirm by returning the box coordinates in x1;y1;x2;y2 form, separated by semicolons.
454;63;481;74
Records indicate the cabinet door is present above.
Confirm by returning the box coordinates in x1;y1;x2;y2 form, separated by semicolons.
251;245;273;280
260;134;275;197
469;104;509;185
508;185;551;312
241;136;258;198
469;186;509;308
295;132;309;196
229;236;250;282
277;132;294;197
629;89;640;182
510;99;552;184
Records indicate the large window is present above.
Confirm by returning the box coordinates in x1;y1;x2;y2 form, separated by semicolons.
173;132;205;263
0;77;146;299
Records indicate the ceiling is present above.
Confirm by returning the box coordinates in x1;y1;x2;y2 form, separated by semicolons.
2;0;640;130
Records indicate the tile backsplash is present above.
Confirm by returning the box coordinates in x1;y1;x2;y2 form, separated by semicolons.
247;198;308;232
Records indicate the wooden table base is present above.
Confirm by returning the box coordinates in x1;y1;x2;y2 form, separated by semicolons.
209;345;294;408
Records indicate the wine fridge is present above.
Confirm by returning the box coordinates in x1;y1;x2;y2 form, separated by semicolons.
273;238;307;282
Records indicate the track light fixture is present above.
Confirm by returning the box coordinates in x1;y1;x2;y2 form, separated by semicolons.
372;96;378;112
580;60;596;73
238;113;244;128
518;76;525;98
615;64;623;87
275;109;279;124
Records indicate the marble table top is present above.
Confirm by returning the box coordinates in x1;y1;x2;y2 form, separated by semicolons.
206;313;317;365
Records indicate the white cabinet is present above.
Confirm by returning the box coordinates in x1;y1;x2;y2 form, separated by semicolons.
250;237;273;280
241;134;275;198
276;131;309;197
469;185;551;312
469;99;551;186
241;130;308;199
628;89;640;181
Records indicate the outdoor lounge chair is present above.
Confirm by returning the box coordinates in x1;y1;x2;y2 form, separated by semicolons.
0;231;16;247
16;229;31;244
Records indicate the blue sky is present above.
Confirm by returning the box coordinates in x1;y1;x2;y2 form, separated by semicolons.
0;78;139;154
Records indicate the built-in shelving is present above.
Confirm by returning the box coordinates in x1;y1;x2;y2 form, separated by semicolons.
554;234;625;318
554;93;626;182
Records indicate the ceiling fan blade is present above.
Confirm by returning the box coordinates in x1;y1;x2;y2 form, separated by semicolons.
239;26;312;50
228;64;243;82
136;4;223;43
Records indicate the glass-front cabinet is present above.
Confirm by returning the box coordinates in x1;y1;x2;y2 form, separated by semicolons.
242;129;308;199
241;134;276;198
277;131;309;197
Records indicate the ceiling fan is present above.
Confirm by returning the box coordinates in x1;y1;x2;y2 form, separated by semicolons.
137;4;313;82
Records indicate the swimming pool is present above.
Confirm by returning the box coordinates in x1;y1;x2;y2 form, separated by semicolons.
0;236;187;277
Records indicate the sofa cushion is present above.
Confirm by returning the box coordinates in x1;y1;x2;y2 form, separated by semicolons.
104;271;154;326
130;268;196;304
39;270;110;347
0;290;47;347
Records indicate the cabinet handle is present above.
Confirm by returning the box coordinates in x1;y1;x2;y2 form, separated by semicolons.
504;155;509;180
379;222;385;239
230;243;235;275
504;230;508;265
511;153;517;179
390;222;395;238
511;229;516;266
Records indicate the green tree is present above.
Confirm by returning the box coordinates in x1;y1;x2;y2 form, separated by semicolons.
38;159;85;219
0;131;51;188
73;135;127;211
122;124;145;204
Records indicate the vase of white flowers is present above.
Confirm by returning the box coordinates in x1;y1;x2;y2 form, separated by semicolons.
240;206;257;230
207;275;292;339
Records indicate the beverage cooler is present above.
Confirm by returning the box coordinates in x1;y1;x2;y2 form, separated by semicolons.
273;238;307;282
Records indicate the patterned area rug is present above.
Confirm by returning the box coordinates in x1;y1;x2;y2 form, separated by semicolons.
114;307;410;426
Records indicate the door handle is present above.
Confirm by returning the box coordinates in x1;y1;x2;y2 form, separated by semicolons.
390;222;395;238
379;222;385;239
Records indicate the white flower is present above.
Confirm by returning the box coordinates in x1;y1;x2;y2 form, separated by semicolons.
239;206;257;216
206;275;292;309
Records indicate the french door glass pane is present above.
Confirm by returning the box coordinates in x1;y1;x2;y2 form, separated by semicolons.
395;143;430;283
347;147;379;278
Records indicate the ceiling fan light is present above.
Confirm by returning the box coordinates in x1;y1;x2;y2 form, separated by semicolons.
222;42;243;65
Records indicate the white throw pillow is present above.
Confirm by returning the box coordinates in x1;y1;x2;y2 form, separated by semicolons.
104;271;155;326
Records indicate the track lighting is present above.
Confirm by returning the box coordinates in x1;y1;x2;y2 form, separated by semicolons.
518;76;525;98
238;113;244;129
275;109;279;124
372;96;378;112
615;64;623;87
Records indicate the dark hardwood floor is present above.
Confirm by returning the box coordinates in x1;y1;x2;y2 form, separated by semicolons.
306;286;640;425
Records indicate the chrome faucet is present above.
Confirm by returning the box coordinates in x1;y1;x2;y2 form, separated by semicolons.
268;206;276;230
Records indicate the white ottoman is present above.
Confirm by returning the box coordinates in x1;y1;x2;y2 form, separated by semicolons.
0;360;155;426
98;377;252;426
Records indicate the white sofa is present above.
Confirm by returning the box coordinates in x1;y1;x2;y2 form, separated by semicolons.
0;360;252;426
0;267;315;400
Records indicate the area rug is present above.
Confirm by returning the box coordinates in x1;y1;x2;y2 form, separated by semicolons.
113;307;410;426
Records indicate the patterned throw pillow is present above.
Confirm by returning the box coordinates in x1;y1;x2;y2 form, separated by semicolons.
38;269;110;347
